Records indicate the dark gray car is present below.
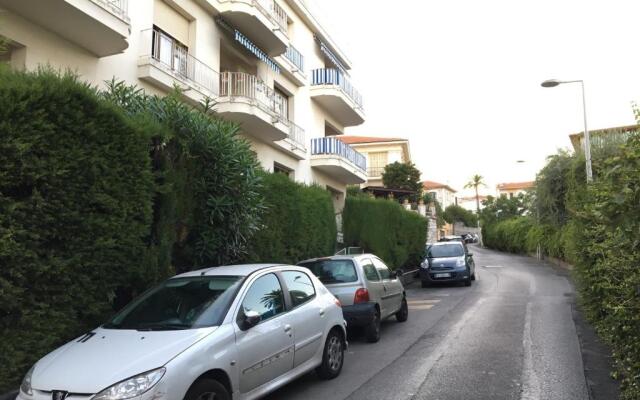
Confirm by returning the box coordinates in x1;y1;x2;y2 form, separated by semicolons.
420;242;476;287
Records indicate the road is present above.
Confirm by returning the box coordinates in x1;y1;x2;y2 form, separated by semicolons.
265;245;592;400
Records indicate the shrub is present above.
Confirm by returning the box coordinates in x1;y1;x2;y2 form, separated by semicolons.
343;196;427;269
246;172;337;264
0;69;154;392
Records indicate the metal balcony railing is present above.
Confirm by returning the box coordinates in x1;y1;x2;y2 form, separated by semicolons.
141;28;219;95
92;0;129;20
310;137;367;172
284;45;304;72
219;72;305;148
311;68;363;111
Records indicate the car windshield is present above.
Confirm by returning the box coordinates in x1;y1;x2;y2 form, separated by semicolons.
299;260;358;284
428;244;464;258
104;276;243;330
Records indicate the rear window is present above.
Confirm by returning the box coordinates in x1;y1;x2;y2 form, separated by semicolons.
299;259;358;284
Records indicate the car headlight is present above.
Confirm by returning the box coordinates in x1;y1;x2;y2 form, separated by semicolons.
93;368;165;400
20;365;34;395
420;260;429;269
456;258;466;267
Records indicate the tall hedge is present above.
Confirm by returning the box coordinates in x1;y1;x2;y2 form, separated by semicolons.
343;196;427;269
246;172;336;264
0;69;154;391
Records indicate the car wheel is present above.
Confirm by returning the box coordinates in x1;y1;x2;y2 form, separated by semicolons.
365;310;381;343
471;272;476;281
464;275;472;287
395;297;408;322
316;329;344;379
421;280;430;288
184;378;230;400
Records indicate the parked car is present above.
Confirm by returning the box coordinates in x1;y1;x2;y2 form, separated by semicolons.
298;255;408;343
462;233;475;243
439;235;465;243
18;264;347;400
420;242;476;287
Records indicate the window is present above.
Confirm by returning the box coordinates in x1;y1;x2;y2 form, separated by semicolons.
362;260;380;282
274;162;293;177
368;152;388;177
241;274;285;322
282;271;315;307
372;258;392;280
152;26;188;76
300;259;358;284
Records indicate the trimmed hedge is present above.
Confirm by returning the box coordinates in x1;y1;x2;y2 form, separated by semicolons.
0;69;154;391
245;172;337;264
343;196;427;269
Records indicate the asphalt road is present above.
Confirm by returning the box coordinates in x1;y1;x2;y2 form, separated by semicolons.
264;244;592;400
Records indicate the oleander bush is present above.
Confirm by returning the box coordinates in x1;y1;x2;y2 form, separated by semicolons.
343;196;427;269
245;172;336;264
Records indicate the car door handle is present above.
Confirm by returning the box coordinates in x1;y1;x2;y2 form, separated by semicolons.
319;308;325;317
284;324;292;333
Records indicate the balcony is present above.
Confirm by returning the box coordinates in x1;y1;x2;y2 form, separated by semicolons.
218;71;297;143
310;137;367;184
310;68;365;127
212;0;288;55
0;0;130;56
137;28;219;105
275;44;306;86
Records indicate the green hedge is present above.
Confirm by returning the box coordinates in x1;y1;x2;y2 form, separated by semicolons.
343;196;427;269
245;172;336;264
0;69;154;391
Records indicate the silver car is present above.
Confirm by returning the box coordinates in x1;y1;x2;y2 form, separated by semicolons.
18;264;347;400
298;255;408;343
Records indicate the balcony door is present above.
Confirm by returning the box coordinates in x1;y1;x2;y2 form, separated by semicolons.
152;26;188;77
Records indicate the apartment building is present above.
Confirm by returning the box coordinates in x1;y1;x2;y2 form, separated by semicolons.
422;180;457;209
337;136;411;188
0;0;366;213
569;124;638;153
496;181;534;198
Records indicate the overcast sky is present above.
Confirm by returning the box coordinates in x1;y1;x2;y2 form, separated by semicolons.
314;0;640;197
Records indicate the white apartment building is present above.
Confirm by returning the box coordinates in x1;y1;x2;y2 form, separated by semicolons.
422;180;457;209
0;0;367;213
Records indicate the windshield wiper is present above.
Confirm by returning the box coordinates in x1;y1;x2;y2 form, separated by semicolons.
135;323;191;331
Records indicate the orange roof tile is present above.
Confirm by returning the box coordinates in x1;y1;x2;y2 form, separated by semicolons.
496;181;535;190
423;180;457;193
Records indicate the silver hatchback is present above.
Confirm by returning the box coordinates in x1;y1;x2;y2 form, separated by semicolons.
298;254;408;343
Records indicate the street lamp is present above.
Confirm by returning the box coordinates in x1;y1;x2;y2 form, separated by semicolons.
541;79;593;182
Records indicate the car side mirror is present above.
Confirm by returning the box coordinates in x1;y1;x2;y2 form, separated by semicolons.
239;310;261;331
468;253;473;257
390;271;399;279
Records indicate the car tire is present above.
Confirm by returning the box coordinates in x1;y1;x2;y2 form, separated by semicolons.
395;297;408;322
471;272;476;281
365;310;381;343
184;378;230;400
421;280;430;288
316;329;344;380
464;275;472;287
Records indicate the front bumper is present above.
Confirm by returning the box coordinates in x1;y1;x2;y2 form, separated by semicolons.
420;267;469;283
342;303;377;328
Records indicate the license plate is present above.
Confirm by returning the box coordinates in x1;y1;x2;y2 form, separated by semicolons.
434;273;451;278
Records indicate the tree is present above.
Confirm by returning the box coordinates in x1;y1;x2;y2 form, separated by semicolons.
443;204;478;227
381;161;422;201
464;174;487;215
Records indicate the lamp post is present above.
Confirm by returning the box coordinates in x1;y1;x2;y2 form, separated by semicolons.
541;79;593;183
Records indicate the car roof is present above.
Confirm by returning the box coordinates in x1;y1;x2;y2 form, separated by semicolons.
298;254;377;264
430;241;464;247
173;263;287;278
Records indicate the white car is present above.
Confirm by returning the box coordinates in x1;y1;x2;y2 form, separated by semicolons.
18;264;347;400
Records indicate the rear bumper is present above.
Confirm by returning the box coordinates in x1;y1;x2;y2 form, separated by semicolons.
420;267;469;283
342;303;377;328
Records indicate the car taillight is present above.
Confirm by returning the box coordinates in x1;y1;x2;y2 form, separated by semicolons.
354;288;370;304
334;297;342;308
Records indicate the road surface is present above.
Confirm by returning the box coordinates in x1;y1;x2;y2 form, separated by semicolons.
265;245;594;400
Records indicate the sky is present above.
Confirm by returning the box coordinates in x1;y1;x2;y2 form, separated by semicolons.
312;0;640;197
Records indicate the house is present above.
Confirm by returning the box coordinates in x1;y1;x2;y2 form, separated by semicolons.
496;181;534;198
569;124;638;152
457;195;488;212
423;180;457;209
0;0;366;216
337;136;411;188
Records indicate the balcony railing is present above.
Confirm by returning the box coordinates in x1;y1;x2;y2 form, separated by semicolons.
219;0;288;33
219;72;305;148
142;28;219;95
311;68;363;111
92;0;129;20
367;166;386;177
284;45;304;72
311;137;367;172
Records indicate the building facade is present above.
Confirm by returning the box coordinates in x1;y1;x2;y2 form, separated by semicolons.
337;136;411;188
422;180;457;209
569;124;638;153
496;181;534;198
457;195;487;212
0;0;366;214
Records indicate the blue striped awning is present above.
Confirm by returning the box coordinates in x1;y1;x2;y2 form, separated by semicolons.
316;36;347;74
234;30;280;74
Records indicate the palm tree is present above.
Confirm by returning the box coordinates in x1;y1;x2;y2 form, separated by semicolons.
464;174;487;215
